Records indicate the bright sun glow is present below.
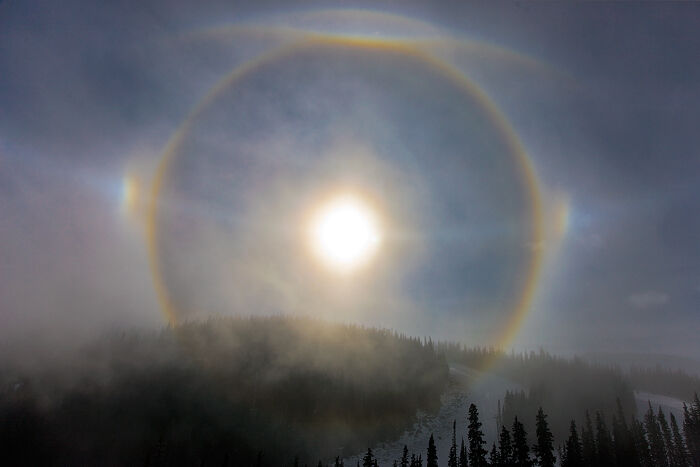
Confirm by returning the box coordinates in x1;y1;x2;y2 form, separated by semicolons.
309;194;382;273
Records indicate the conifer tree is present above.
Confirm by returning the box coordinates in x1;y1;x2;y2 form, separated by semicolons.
427;434;438;467
488;443;498;466
562;420;582;467
512;416;532;467
363;448;376;467
670;412;689;467
581;411;597;466
410;454;416;467
401;445;409;467
459;437;467;467
533;407;555;467
498;425;513;467
467;404;488;467
335;456;344;467
646;403;670;467
595;411;615;467
632;419;653;467
684;395;700;467
612;398;637;467
449;420;458;467
658;408;675;467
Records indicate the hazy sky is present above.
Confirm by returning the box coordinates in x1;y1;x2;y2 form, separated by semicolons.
1;0;699;357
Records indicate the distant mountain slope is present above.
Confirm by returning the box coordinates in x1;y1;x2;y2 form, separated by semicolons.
583;351;700;376
0;316;448;466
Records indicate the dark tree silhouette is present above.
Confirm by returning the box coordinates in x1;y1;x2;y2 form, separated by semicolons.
363;448;376;467
646;403;669;467
427;434;438;467
497;425;513;467
632;418;653;467
449;420;458;467
533;407;555;467
512;416;532;467
612;398;637;467
488;443;498;466
670;412;689;467
595;411;615;467
562;420;582;467
459;437;467;467
401;445;410;467
581;411;596;466
467;404;487;467
683;395;700;466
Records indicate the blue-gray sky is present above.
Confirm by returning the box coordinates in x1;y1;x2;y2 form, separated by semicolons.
1;0;699;358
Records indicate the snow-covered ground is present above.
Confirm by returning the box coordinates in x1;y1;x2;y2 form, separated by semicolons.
343;364;523;466
634;391;688;422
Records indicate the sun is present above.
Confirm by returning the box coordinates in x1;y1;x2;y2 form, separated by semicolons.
309;194;382;273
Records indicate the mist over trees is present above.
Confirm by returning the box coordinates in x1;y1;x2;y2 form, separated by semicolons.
1;316;699;466
0;316;448;466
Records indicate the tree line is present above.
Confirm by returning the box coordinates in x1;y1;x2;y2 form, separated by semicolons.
346;395;700;467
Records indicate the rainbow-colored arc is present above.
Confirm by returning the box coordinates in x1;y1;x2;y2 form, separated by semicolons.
147;31;545;352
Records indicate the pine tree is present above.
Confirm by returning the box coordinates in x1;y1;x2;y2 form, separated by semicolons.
658;408;675;467
363;448;376;467
646;403;670;467
533;407;555;467
448;420;458;467
512;416;532;467
562;420;582;467
631;419;653;467
498;425;513;467
427;434;438;467
410;454;416;467
612;398;637;467
467;404;488;467
488;443;498;466
459;437;468;467
670;412;689;467
401;445;410;467
335;457;344;467
595;411;615;467
684;395;700;467
581;411;597;466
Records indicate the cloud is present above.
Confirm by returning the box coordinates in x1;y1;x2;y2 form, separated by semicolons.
627;291;669;309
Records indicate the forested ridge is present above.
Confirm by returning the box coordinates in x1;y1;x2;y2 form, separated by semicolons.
1;317;699;466
0;316;448;466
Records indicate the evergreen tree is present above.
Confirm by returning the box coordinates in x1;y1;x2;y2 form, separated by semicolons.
562;420;582;467
612;398;637;467
581;411;597;466
631;419;653;467
658;408;675;467
427;434;438;467
595;411;615;467
488;443;498;466
646;403;669;467
512;416;532;467
449;420;458;467
670;412;689;467
363;448;376;467
684;395;700;467
335;457;344;467
533;407;555;467
401;445;410;467
498;425;513;467
410;454;416;467
467;404;488;467
459;437;468;467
